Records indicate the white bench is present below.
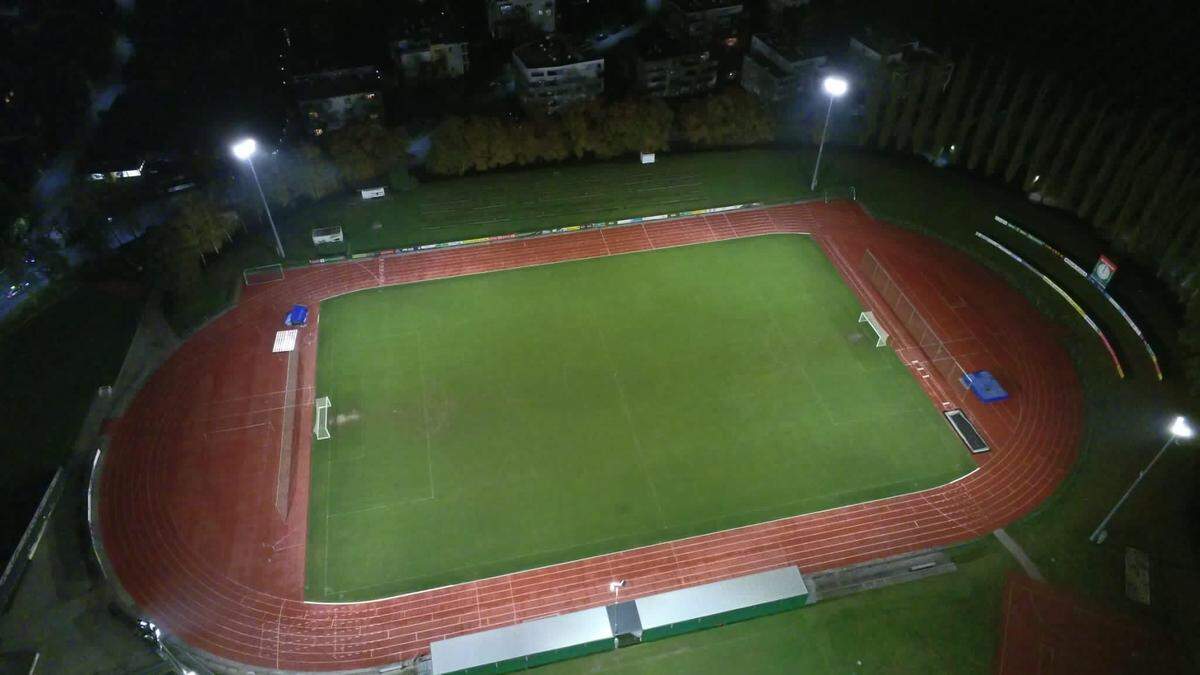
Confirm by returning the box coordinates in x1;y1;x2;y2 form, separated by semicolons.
858;311;889;347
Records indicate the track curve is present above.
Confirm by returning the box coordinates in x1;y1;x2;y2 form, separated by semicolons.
97;202;1082;671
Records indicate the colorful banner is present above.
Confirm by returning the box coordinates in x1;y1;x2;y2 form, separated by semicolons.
992;216;1159;380
976;232;1125;379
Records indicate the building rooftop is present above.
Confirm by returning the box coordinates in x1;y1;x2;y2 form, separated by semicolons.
754;33;816;63
637;28;710;60
293;66;383;100
514;35;598;69
851;25;920;56
744;50;791;79
672;0;743;13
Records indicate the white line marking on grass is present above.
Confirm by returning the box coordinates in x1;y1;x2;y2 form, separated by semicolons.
591;306;668;530
415;328;437;501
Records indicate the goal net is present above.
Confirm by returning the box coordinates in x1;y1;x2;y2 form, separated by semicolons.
858;311;889;347
314;396;332;440
243;263;284;286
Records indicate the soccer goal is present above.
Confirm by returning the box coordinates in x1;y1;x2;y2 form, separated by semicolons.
858;311;890;347
314;396;332;440
243;263;284;286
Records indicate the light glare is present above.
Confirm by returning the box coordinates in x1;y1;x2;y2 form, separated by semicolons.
823;76;849;97
232;138;257;160
1169;416;1193;439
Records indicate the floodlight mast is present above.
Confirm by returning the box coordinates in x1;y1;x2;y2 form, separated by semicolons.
810;76;848;192
1089;416;1193;543
231;138;286;259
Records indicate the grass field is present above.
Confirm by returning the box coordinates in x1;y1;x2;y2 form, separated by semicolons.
306;234;975;602
283;149;817;260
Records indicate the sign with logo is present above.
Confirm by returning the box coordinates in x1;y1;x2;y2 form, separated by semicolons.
1089;255;1117;289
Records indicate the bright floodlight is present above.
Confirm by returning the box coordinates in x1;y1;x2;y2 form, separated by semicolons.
1169;416;1193;439
823;76;849;97
231;138;257;160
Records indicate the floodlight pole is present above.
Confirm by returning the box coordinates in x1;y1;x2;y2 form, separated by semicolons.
810;90;837;192
245;156;286;259
1088;434;1179;544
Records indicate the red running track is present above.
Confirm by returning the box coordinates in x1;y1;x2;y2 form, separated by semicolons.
98;202;1082;671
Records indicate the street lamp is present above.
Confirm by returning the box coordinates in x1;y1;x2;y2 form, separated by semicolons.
231;138;286;259
810;75;849;192
1089;415;1193;544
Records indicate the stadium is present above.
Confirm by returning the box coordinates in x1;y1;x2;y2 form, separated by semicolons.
88;199;1085;672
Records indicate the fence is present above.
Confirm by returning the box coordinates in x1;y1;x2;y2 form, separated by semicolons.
859;250;969;388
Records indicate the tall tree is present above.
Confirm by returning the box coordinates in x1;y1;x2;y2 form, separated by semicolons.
427;116;471;175
967;57;1013;171
1090;110;1170;232
174;193;238;261
951;57;991;166
933;54;975;157
1041;92;1099;200
1005;74;1058;184
985;68;1036;177
1021;83;1074;191
911;62;947;155
1060;105;1112;208
858;65;888;146
1158;180;1200;287
1077;118;1136;220
876;71;904;150
893;66;927;152
1135;156;1195;256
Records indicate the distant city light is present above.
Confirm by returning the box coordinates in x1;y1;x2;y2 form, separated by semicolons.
823;76;849;97
231;138;257;160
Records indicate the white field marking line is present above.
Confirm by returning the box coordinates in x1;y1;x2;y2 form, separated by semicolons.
278;349;299;513
312;469;987;602
327;447;976;597
300;231;992;603
206;422;270;435
322;345;336;594
907;262;1020;434
201;398;314;425
993;528;1045;582
640;223;655;249
201;383;316;406
591;305;668;530
274;599;285;668
311;217;810;308
352;257;384;286
326;496;436;520
826;239;965;422
415;328;437;501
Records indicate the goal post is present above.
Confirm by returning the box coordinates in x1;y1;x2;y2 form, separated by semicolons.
314;396;331;440
243;263;284;286
858;311;889;347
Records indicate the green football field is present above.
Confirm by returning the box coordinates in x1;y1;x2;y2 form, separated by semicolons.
305;234;975;602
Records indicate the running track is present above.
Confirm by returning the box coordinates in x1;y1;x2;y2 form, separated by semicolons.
97;202;1082;671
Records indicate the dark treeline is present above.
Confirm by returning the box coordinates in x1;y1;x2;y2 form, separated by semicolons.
857;54;1200;389
426;88;775;176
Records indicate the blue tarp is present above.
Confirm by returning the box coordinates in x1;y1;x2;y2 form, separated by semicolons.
963;370;1008;403
285;304;308;327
